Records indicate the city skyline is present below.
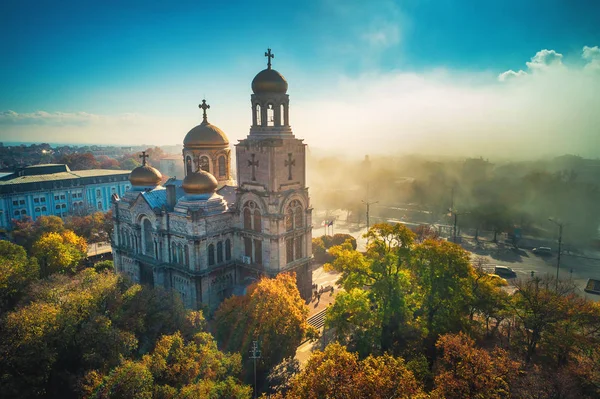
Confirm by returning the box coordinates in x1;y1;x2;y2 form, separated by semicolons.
1;1;600;157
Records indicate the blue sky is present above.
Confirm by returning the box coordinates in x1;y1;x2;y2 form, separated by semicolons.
1;0;600;157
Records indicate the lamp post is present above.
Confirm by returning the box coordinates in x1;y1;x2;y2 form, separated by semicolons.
548;218;563;287
449;208;469;243
362;199;378;232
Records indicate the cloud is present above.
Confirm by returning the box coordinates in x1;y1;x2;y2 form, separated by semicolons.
498;69;527;82
361;23;401;48
583;45;600;70
0;110;146;126
525;49;564;70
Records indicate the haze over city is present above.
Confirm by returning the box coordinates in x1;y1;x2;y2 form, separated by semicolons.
2;0;600;158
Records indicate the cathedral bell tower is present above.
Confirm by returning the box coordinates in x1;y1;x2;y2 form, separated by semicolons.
235;49;312;300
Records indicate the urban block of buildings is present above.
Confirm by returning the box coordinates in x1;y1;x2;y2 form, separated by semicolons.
111;50;313;310
0;164;131;229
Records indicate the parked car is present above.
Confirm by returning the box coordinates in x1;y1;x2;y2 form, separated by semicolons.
532;247;552;256
494;265;517;278
584;279;600;295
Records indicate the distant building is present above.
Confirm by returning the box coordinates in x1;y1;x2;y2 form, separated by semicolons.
0;164;131;228
159;155;185;180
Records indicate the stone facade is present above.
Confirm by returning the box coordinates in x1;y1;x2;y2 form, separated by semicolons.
112;54;313;311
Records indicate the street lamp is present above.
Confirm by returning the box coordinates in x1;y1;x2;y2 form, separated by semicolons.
449;208;470;243
362;199;378;232
548;218;563;286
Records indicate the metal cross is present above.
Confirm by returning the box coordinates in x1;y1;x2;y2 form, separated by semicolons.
248;154;259;181
284;153;295;180
265;48;274;69
199;99;210;122
139;151;148;166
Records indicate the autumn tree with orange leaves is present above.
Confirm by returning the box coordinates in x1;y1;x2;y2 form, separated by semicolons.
215;273;317;387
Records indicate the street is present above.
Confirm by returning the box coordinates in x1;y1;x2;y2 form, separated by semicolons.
316;221;600;301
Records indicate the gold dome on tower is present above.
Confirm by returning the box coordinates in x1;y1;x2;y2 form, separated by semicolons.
251;48;288;94
182;169;218;195
129;151;162;187
183;100;229;148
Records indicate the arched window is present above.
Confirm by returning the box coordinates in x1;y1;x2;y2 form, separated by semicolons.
97;202;102;210
254;239;262;265
255;104;262;126
61;203;66;209
208;244;215;266
35;207;40;212
243;201;261;233
218;156;226;177
280;104;285;126
286;200;303;231
14;210;19;216
217;241;223;263
56;205;60;210
253;209;261;232
225;239;231;261
198;156;209;173
186;156;192;175
41;206;46;212
267;104;274;126
243;208;252;230
143;219;154;258
21;209;26;215
172;246;177;263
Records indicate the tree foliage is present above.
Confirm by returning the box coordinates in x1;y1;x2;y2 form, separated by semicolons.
279;342;426;399
431;332;520;399
31;230;87;277
0;241;39;313
215;273;316;385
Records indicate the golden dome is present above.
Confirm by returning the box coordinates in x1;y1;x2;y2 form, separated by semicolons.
182;170;218;195
252;68;288;94
183;120;229;148
129;165;162;187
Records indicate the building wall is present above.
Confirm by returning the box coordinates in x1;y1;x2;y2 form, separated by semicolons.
0;178;130;228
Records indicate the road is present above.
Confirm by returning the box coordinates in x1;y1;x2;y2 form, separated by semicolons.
317;221;600;301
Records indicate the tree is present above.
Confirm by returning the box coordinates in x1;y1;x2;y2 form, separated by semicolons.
58;152;100;170
65;211;111;243
431;332;521;399
215;273;316;388
119;157;141;170
31;230;87;277
325;223;419;355
411;239;474;352
330;233;357;249
94;260;114;273
414;224;439;243
11;215;65;253
0;241;39;313
281;342;426;399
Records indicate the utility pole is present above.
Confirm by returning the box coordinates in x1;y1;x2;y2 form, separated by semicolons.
449;208;469;243
548;218;564;289
249;340;261;399
362;199;378;231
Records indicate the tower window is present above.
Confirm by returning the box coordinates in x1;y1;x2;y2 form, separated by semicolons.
255;104;261;126
280;104;285;126
225;239;231;261
267;104;274;126
217;241;223;263
254;239;262;265
218;156;226;177
199;156;210;172
186;156;192;175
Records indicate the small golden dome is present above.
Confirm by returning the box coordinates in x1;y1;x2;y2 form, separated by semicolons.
182;170;218;195
252;68;288;94
129;165;162;187
183;120;229;148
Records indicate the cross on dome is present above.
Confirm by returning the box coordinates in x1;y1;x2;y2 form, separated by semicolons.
265;48;274;69
139;151;148;166
199;99;210;122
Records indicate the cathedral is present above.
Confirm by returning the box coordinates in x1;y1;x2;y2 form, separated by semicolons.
111;50;313;311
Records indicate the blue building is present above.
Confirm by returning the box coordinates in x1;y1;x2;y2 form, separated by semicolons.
0;164;131;229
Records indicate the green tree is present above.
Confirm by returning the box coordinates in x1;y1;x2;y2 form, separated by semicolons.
325;223;418;355
411;239;474;352
0;241;39;313
11;215;65;253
